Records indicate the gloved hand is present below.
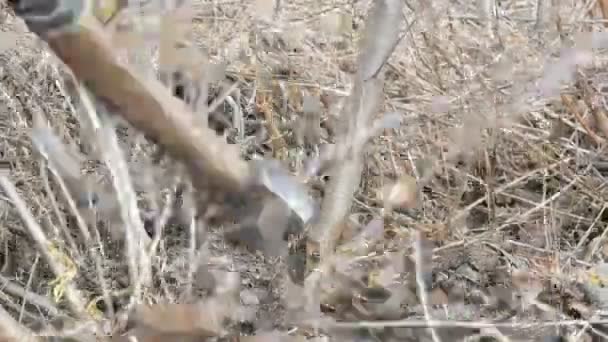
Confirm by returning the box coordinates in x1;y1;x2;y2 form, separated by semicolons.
10;0;84;35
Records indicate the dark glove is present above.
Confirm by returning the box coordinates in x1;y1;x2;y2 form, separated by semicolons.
11;0;83;35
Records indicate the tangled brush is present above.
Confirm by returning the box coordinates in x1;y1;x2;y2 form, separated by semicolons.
5;0;608;341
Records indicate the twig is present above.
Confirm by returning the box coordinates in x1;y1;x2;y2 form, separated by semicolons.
561;94;604;145
77;84;150;303
574;204;606;254
325;318;608;329
147;189;174;259
450;158;569;224
586;208;608;260
495;166;586;231
0;176;88;318
0;304;38;342
185;215;198;299
37;137;115;318
578;76;608;139
0;292;40;323
310;0;403;260
18;254;39;324
414;231;442;342
38;162;79;255
43;14;251;190
597;0;608;26
30;111;93;245
0;275;63;316
5;1;262;226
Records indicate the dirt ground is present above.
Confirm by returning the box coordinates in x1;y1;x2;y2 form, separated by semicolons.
4;0;608;341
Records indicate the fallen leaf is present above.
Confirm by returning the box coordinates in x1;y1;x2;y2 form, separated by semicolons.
383;174;418;209
128;301;228;337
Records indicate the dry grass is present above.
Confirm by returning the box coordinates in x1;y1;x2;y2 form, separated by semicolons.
3;0;608;341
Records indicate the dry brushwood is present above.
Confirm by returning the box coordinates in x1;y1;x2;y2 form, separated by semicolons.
0;1;311;340
0;304;38;342
9;0;608;341
4;0;321;262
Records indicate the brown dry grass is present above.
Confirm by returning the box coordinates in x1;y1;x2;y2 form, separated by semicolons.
4;0;608;341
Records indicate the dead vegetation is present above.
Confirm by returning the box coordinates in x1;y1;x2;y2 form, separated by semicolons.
4;0;608;341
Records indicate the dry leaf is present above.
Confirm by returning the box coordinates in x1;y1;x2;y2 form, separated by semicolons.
592;106;608;138
511;269;543;305
129;301;228;337
429;287;449;305
373;286;418;319
383;174;418;209
338;217;384;255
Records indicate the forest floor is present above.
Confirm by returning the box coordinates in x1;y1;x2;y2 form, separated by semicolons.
3;0;608;341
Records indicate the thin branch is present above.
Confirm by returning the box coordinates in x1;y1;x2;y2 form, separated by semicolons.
597;0;608;26
43;15;251;190
77;85;149;302
325;318;608;329
5;1;262;225
0;274;63;316
0;305;38;342
309;0;404;261
0;176;88;318
18;254;39;324
495;166;588;231
414;232;442;342
561;94;604;145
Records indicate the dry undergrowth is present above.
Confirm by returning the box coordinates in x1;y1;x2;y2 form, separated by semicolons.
3;0;608;341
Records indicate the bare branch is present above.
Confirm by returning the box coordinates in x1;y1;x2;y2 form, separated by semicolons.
0;176;88;318
9;2;255;221
309;0;404;260
0;305;38;342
